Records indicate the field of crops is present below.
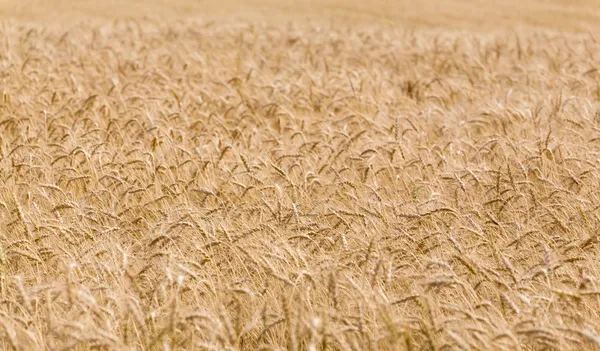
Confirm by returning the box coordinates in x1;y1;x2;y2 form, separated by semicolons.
2;1;600;350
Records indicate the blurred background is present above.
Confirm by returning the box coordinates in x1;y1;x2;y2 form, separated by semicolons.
1;0;599;32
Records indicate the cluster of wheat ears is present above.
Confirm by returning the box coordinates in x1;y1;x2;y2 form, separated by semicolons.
1;18;600;350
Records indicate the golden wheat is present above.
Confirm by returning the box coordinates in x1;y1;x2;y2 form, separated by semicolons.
0;8;600;351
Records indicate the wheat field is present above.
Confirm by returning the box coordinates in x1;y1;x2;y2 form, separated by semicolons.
2;1;600;350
